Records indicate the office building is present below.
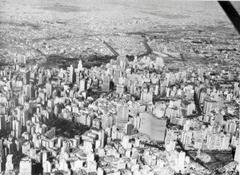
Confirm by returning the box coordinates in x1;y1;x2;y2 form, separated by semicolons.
235;142;240;172
19;157;32;175
203;99;217;114
0;115;5;131
102;75;110;91
116;104;129;128
46;83;52;98
5;154;13;172
12;120;21;138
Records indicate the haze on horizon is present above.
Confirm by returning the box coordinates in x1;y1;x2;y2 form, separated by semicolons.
0;0;233;34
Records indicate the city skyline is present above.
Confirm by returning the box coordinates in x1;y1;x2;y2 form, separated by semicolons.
0;0;239;175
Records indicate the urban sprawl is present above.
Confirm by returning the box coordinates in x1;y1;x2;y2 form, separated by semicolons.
0;28;239;175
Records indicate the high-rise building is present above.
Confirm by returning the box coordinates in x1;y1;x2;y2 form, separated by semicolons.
23;71;30;85
125;123;134;135
101;115;113;129
75;69;81;85
178;151;186;171
0;139;4;172
21;109;28;127
79;79;86;92
0;115;5;131
46;83;52;98
113;68;121;83
92;118;101;129
139;112;167;142
203;99;217;114
23;84;34;99
156;56;164;69
102;75;110;91
19;157;32;175
227;121;237;134
67;65;74;84
12;120;21;138
159;80;167;97
38;72;43;85
141;89;153;104
43;160;52;174
116;84;125;95
116;104;129;128
235;141;240;172
97;167;104;175
78;60;83;71
5;154;13;172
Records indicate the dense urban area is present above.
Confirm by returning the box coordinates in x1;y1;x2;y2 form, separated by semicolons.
0;0;240;175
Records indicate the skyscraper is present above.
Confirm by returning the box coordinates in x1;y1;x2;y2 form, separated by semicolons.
67;65;74;84
116;104;129;128
23;71;30;85
5;154;13;172
19;157;32;175
0;139;4;172
118;56;128;70
141;90;153;104
235;141;240;172
46;83;52;98
79;79;86;92
0;115;5;131
23;84;34;99
12;120;21;138
102;75;110;91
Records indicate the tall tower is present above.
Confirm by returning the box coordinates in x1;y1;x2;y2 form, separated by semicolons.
46;83;52;98
67;65;74;84
0;115;5;131
102;75;110;91
12;120;21;138
235;140;240;172
78;60;83;71
23;71;30;85
116;104;129;128
0;139;5;172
